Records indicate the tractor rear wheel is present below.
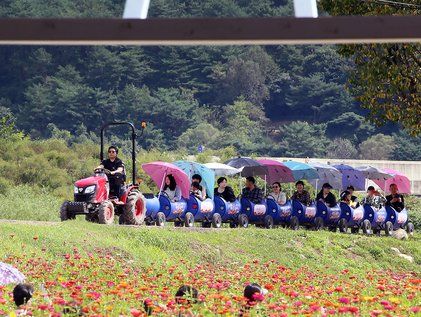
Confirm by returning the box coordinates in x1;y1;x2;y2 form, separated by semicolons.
184;212;194;227
98;201;115;225
385;221;393;236
155;212;166;227
238;214;249;228
60;201;74;221
212;213;222;228
264;215;274;229
122;191;146;225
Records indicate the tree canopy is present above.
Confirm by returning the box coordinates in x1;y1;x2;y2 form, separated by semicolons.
0;0;419;159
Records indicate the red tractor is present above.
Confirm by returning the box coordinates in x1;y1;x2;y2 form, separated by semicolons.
60;121;147;225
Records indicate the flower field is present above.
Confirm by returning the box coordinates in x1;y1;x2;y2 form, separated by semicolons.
0;221;419;316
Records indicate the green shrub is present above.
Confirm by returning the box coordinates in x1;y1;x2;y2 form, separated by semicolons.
0;177;11;195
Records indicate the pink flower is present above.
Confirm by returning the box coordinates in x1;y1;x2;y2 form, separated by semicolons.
339;297;351;304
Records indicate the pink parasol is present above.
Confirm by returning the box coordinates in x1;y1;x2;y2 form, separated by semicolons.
256;159;295;184
373;168;411;194
142;161;190;198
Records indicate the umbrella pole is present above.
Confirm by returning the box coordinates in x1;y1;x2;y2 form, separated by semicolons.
315;179;318;193
157;172;167;199
264;174;267;196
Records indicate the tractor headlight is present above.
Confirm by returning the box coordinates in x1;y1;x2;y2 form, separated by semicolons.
74;186;78;194
84;185;96;194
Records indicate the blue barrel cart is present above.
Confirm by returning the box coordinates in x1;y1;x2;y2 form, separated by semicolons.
239;198;270;228
382;206;413;236
187;196;218;228
266;198;293;228
213;196;241;228
290;200;321;230
316;201;345;232
339;203;372;234
143;194;162;225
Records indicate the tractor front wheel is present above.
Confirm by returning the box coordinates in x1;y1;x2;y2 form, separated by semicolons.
98;201;115;225
123;191;146;225
60;201;71;221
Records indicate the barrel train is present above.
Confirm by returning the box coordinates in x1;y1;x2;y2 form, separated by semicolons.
138;189;413;236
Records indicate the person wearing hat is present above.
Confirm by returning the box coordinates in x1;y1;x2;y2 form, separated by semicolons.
291;181;311;206
346;185;359;208
316;183;337;207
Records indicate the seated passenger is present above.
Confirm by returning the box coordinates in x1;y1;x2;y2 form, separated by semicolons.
316;183;337;208
96;145;125;198
340;190;352;206
362;186;386;209
191;181;205;201
291;181;311;206
268;182;287;205
192;174;207;200
162;174;181;202
214;177;236;202
386;183;405;212
242;176;263;204
346;185;360;208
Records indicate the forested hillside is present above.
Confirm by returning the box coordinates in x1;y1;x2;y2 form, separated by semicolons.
0;0;420;159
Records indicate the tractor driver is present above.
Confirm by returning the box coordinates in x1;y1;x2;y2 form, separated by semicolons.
96;146;125;198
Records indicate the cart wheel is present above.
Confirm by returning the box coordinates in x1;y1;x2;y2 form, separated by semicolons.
212;213;222;228
238;214;249;228
155;212;166;227
350;227;359;234
289;216;299;230
184;212;194;228
314;217;324;231
406;222;414;236
385;221;393;236
362;219;371;235
338;219;348;233
144;216;153;226
264;215;274;229
229;222;238;228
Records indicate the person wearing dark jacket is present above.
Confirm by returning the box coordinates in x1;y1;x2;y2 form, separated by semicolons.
386;183;405;212
214;177;236;202
96;145;125;197
316;183;337;207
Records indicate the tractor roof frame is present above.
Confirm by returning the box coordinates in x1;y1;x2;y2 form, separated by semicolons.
0;16;420;45
101;122;144;186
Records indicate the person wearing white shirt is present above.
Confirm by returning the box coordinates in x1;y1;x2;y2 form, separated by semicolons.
268;182;287;205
